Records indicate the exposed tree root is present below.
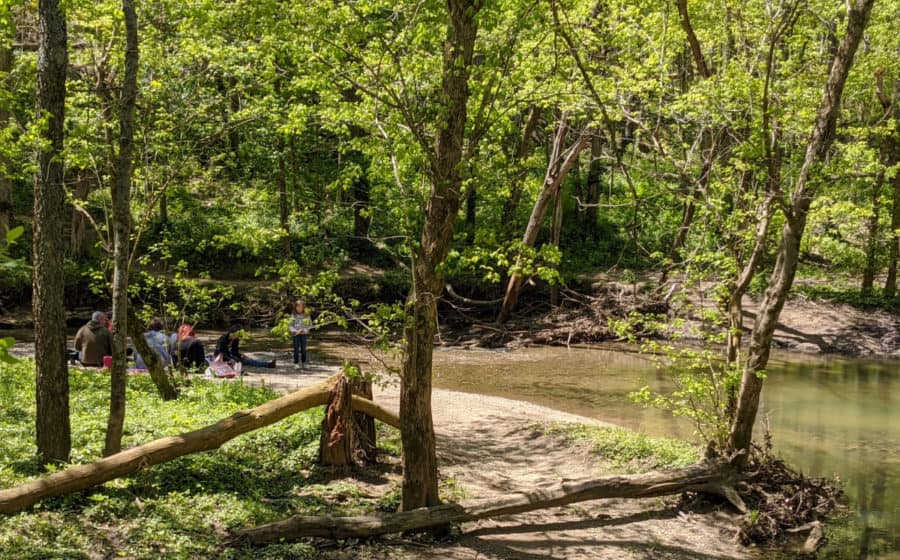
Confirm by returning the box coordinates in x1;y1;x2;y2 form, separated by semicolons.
734;450;843;548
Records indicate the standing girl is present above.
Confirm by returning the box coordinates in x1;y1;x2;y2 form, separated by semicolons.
289;300;312;369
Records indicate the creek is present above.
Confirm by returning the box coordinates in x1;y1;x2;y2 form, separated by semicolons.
309;341;894;560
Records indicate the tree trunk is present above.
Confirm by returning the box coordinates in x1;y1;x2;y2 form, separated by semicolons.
33;0;70;466
729;0;875;456
126;307;177;401
69;173;91;260
159;186;168;224
861;177;882;295
885;168;900;296
104;0;139;457
399;0;480;513
877;69;900;296
500;104;542;239
278;137;291;259
351;376;377;465
319;374;353;469
232;461;743;543
549;178;564;307
0;41;11;245
497;116;588;324
464;186;476;245
584;133;602;239
0;376;343;515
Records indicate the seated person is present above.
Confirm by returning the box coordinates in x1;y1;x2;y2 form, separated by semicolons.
214;323;275;369
74;311;113;367
170;323;207;372
134;318;172;370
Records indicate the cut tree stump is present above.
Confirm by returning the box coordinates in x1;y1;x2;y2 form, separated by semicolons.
231;460;745;544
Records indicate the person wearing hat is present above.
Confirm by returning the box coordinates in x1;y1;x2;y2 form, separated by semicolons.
74;311;113;367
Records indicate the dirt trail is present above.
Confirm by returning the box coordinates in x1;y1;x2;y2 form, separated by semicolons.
249;365;749;560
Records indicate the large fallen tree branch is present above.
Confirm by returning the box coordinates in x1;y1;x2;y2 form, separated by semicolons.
232;460;745;544
0;375;341;515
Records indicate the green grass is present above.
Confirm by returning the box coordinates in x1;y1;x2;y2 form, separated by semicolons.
542;423;699;473
0;360;401;559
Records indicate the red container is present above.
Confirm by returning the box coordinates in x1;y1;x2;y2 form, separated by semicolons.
102;355;113;369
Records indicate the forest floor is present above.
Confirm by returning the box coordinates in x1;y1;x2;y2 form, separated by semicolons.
246;364;753;560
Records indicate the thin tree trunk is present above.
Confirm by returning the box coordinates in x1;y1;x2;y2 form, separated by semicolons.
876;69;900;296
0;41;11;244
861;177;883;295
885;168;900;296
728;0;875;456
289;134;300;214
584;133;602;239
500;104;542;239
278;137;291;259
233;461;743;543
399;0;481;513
126;307;177;401
497;117;588;324
464;187;476;245
104;0;139;457
33;0;70;465
69;173;91;259
549;179;564;307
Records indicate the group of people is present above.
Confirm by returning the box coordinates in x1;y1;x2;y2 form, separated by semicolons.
71;299;313;372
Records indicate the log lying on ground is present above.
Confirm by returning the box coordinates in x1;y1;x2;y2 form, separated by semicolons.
0;374;341;515
350;395;399;429
232;461;744;544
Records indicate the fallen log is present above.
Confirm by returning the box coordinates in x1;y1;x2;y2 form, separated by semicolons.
232;461;744;544
0;375;340;515
350;395;399;429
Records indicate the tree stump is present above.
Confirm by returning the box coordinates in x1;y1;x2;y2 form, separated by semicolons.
318;368;377;469
350;376;377;465
318;375;353;469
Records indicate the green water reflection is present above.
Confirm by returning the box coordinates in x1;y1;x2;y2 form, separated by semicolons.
425;345;899;560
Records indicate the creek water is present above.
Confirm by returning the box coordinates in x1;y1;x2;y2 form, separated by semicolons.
305;339;897;558
417;344;898;560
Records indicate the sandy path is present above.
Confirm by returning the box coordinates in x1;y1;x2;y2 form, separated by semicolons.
248;365;749;560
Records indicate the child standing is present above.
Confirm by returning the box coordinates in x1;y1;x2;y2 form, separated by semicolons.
289;300;312;369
